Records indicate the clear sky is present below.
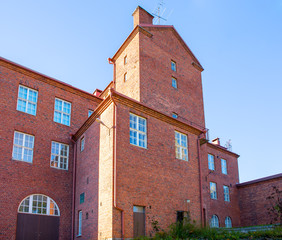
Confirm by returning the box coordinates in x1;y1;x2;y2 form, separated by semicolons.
1;0;281;182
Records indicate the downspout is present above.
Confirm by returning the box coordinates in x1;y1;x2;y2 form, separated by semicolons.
71;139;77;240
197;134;204;227
109;57;124;238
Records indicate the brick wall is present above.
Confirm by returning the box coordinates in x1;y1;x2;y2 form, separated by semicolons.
237;175;282;226
0;62;100;240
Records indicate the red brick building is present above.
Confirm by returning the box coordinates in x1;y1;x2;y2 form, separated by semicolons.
0;6;281;240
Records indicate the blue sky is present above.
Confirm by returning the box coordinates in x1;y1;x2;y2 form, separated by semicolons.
1;0;281;182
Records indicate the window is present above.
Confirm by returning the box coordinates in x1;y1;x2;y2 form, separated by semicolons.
176;211;189;223
208;154;215;171
88;110;94;117
18;194;59;216
210;182;217;199
124;55;127;64
12;131;34;163
221;159;227;174
171;60;176;71
50;141;69;170
172;77;177;88
78;210;82;236
81;137;85;152
17;85;38;115
130;113;147;148
175;131;188;161
80;193;85;204
225;216;232;228
172;113;178;119
210;215;219;228
223;185;230;202
124;72;127;82
54;98;71;126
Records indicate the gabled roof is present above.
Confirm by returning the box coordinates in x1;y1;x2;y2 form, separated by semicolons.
111;24;204;72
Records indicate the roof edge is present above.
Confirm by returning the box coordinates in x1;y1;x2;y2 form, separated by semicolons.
206;142;240;158
237;173;282;187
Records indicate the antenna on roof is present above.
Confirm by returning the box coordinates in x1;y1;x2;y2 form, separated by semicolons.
225;139;232;151
152;0;167;24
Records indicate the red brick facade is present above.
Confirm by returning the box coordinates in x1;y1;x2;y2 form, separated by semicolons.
0;5;280;240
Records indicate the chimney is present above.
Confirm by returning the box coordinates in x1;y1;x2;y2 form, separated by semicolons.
212;138;220;146
132;6;154;28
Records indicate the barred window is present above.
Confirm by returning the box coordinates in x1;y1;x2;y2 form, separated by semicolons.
12;131;34;163
51;141;69;170
17;85;38;115
175;131;188;161
130;113;147;148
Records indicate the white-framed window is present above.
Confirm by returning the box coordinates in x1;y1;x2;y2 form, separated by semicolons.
175;131;188;161
210;182;217;199
18;194;60;216
221;158;227;174
88;110;94;117
225;216;232;228
172;113;178;119
171;60;176;71
81;137;85;152
124;72;127;82
12;131;34;163
223;185;230;202
54;98;71;126
17;85;38;115
172;77;177;88
50;141;69;170
130;113;147;148
78;210;82;236
210;215;219;228
208;154;215;171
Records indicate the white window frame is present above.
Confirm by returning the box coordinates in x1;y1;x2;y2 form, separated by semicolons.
223;185;230;202
208;154;215;171
17;85;38;116
210;215;219;228
50;141;69;170
172;77;177;88
171;60;176;71
12;131;34;163
54;98;71;126
175;131;188;161
78;210;82;236
88;110;94;117
129;113;147;148
18;194;60;216
210;182;217;199
225;216;232;228
221;158;227;174
81;137;85;152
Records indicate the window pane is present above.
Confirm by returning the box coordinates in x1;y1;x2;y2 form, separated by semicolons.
17;99;27;112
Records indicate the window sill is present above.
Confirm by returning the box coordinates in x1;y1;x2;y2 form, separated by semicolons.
130;143;147;149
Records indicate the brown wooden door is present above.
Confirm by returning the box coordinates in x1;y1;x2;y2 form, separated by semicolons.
133;206;145;238
16;213;59;240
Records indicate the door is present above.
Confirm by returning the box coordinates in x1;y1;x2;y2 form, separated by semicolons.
133;206;145;238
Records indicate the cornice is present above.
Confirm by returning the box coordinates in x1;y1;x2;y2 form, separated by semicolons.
206;142;240;158
0;57;102;103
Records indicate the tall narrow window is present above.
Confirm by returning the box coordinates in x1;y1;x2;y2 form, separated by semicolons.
130;113;147;148
225;216;232;228
175;131;188;161
208;154;215;171
81;137;85;152
78;210;82;236
221;159;227;174
172;77;178;88
210;182;217;199
171;60;176;71
17;85;38;115
124;72;127;82
50;141;69;170
210;215;219;228
54;98;71;126
223;185;230;202
88;110;94;117
12;131;34;163
124;55;127;65
80;193;85;204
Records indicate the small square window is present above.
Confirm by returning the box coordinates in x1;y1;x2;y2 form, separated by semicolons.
88;110;94;117
54;98;71;126
81;137;85;152
171;60;176;71
17;85;38;115
172;113;178;119
80;193;85;204
124;73;127;82
124;56;127;65
12;131;34;163
172;77;177;88
208;154;215;171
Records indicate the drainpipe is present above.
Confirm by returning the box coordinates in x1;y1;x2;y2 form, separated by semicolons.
71;139;77;240
197;134;204;227
109;58;124;238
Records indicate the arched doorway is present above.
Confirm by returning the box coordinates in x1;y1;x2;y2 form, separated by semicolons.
16;194;60;240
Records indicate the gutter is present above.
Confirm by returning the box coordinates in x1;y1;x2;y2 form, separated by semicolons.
71;140;77;240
